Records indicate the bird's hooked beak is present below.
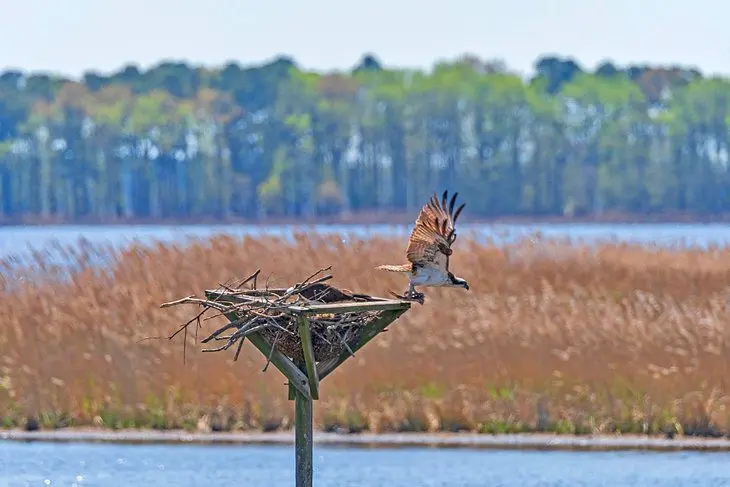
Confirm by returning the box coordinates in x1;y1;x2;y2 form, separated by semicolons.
464;283;470;291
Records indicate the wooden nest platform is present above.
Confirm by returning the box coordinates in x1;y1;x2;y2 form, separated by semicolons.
161;266;412;400
161;266;412;486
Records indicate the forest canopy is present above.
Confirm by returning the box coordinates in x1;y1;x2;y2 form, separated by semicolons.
0;53;726;223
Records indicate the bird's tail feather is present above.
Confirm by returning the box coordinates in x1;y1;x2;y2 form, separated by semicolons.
375;264;412;273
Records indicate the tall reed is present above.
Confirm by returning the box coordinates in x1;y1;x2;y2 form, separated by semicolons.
1;233;729;436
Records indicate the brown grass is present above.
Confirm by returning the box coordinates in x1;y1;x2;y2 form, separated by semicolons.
1;232;730;437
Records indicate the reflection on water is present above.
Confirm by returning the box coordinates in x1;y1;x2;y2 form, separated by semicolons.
2;441;730;487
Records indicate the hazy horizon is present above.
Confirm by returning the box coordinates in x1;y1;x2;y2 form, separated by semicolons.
0;0;726;80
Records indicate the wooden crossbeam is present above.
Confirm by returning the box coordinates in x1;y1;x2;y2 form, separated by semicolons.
246;331;312;400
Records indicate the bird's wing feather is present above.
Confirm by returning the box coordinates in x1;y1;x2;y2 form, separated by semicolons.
405;224;450;270
405;190;465;272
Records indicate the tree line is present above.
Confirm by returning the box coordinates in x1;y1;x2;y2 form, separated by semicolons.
0;53;727;223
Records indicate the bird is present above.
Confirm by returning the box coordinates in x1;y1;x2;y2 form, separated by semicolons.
375;190;469;305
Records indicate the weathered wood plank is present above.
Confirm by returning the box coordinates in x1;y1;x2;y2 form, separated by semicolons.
294;388;313;487
297;316;320;400
289;300;411;315
317;307;410;380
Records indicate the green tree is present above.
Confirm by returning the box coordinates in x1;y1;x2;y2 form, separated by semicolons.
0;53;728;223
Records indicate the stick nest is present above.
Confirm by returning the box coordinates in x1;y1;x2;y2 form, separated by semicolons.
161;267;387;364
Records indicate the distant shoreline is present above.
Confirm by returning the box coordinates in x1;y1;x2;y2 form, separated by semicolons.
3;429;730;452
2;211;730;229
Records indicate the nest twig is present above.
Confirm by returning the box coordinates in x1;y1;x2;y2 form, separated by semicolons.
160;267;385;365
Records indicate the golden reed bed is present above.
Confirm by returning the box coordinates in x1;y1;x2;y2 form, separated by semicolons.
1;232;730;437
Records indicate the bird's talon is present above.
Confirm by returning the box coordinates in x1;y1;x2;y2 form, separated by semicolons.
388;289;425;305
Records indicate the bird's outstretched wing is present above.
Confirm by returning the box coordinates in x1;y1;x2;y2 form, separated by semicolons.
405;190;466;272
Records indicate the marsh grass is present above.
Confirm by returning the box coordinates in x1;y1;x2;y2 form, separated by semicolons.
1;232;730;437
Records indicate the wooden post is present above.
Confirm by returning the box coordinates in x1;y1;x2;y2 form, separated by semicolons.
298;316;319;400
295;314;317;485
294;387;313;487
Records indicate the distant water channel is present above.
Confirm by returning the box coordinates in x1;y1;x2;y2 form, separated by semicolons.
2;222;730;260
3;440;730;487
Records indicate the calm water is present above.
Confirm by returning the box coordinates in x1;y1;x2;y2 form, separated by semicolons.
2;441;730;487
2;222;730;259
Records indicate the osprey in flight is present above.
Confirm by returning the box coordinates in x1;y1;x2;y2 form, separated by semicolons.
376;190;469;304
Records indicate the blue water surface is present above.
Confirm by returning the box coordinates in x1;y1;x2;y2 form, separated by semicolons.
2;222;730;259
2;441;730;487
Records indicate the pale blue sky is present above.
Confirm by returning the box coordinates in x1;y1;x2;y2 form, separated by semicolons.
1;0;727;78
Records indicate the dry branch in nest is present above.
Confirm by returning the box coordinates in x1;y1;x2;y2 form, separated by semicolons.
160;267;392;367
